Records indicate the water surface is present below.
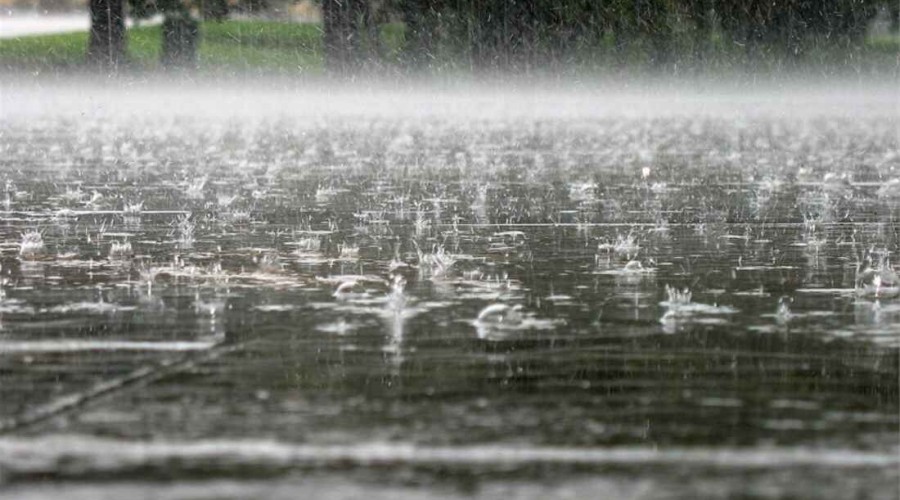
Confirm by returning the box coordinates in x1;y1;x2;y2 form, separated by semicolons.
0;83;898;498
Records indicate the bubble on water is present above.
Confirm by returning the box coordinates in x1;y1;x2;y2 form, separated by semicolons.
477;303;524;324
337;243;360;261
229;209;252;224
315;186;343;204
316;319;358;335
122;201;143;215
19;230;45;259
293;236;322;254
108;240;133;260
623;260;653;274
217;193;239;209
856;263;900;299
184;177;207;200
663;285;692;307
876;179;900;200
385;275;408;312
415;243;458;279
60;186;85;204
254;252;282;274
175;215;195;249
413;206;431;236
473;303;562;340
776;297;794;324
660;284;739;333
597;231;641;262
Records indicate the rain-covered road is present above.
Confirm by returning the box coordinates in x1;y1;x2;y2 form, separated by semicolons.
0;81;898;499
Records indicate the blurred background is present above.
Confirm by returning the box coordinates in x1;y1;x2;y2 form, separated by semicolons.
1;0;897;76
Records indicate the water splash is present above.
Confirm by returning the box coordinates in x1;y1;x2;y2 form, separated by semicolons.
18;230;45;259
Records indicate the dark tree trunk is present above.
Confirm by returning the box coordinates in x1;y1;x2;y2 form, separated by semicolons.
401;0;438;70
322;0;369;74
508;0;537;72
470;0;517;72
322;0;347;73
161;14;200;69
201;0;230;22
688;0;712;65
87;0;126;68
891;2;900;35
636;0;671;69
716;0;764;61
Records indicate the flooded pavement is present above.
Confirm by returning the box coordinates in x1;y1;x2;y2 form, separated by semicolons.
0;83;898;498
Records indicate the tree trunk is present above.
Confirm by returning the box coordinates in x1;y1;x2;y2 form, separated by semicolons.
322;0;368;74
201;0;230;22
322;0;343;72
161;14;200;70
87;0;126;68
637;0;671;70
470;0;512;72
401;0;437;70
891;2;900;35
688;0;712;65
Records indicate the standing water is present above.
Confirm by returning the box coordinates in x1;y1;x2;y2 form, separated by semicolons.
0;82;897;499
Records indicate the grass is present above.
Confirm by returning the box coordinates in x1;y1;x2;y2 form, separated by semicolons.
198;20;323;73
0;20;332;74
0;30;91;70
0;19;896;77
